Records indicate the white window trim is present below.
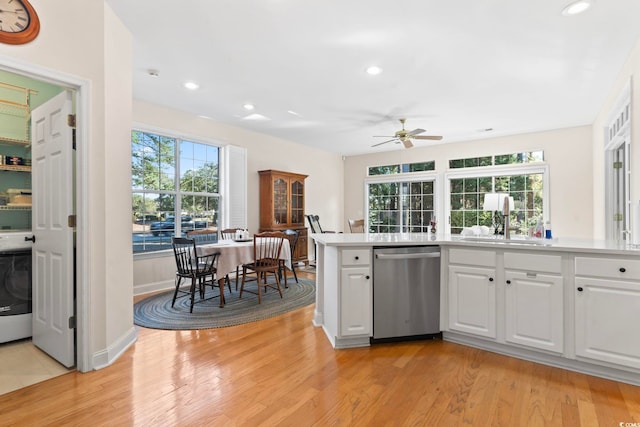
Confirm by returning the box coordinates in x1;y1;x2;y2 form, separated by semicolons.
364;171;440;232
444;163;550;234
604;78;632;241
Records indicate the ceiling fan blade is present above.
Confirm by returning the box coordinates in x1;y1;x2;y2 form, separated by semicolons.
407;128;425;136
373;135;396;138
413;135;443;140
402;139;414;148
372;138;398;147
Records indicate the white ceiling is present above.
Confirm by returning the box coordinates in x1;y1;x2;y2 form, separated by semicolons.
106;0;640;156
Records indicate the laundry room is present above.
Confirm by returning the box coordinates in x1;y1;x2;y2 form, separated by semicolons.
0;69;71;394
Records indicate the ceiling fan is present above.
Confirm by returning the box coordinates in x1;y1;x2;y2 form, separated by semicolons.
372;118;443;148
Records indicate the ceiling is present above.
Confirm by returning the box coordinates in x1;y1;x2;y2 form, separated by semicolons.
106;0;640;156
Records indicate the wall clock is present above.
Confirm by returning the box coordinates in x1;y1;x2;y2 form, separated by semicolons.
0;0;40;45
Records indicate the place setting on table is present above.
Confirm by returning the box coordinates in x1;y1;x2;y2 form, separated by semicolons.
133;230;315;331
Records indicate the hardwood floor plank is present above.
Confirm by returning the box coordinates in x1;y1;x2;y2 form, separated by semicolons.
2;272;640;425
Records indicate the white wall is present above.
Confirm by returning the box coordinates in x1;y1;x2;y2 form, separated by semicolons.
592;38;640;239
344;126;594;239
132;100;344;294
0;0;135;369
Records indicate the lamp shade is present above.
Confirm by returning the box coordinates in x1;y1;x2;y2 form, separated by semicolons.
482;193;514;211
482;193;501;211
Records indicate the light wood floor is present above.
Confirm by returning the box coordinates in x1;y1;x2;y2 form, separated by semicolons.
1;271;639;426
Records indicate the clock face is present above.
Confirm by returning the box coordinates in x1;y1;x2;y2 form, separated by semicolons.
0;0;30;32
0;0;40;44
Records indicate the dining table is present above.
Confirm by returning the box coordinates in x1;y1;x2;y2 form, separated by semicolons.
196;238;292;307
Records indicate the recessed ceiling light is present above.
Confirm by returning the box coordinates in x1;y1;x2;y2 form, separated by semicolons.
184;81;199;90
561;0;592;16
198;115;212;120
242;113;270;121
366;65;383;76
243;103;255;110
287;110;302;117
147;69;159;78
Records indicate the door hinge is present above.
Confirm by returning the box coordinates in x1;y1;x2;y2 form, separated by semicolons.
68;316;76;329
67;114;76;128
68;214;77;228
614;213;624;221
613;161;623;169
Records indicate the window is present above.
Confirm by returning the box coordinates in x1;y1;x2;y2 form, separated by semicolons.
446;164;547;235
449;151;543;169
368;161;435;176
131;130;220;253
367;176;436;233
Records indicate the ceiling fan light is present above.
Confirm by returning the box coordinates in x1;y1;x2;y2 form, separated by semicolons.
561;0;592;16
366;65;383;75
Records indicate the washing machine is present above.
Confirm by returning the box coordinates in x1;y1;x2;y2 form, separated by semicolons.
0;231;34;343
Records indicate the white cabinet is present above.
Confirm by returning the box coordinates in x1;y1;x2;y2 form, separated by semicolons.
575;257;640;370
448;248;497;339
337;248;372;340
340;267;371;336
504;252;564;353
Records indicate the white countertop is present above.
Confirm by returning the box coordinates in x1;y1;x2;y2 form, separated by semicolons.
310;232;640;256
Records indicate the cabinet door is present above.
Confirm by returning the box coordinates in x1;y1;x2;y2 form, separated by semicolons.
290;178;305;225
448;265;496;338
340;267;371;336
505;271;563;353
272;176;288;225
575;277;640;369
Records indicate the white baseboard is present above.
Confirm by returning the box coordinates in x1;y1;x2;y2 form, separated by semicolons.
134;279;174;296
91;327;138;371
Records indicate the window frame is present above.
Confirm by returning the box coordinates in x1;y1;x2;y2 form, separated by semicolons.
131;124;223;258
364;171;440;233
444;163;550;235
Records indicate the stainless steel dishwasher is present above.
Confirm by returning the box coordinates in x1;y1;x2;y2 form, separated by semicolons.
372;246;441;342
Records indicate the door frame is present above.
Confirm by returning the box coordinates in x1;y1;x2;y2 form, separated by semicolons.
0;55;91;372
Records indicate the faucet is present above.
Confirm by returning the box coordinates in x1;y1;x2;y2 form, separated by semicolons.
502;196;517;240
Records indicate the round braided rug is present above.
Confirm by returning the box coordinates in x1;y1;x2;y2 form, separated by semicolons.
134;277;315;330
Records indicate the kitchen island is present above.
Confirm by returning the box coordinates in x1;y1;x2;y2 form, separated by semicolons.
311;232;640;386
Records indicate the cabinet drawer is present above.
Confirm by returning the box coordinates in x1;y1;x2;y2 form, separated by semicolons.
341;249;370;266
575;256;640;280
504;252;562;274
449;248;496;267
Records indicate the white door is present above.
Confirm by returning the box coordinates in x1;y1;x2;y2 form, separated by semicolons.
340;267;371;336
575;277;640;370
505;271;564;353
448;265;497;339
31;91;75;368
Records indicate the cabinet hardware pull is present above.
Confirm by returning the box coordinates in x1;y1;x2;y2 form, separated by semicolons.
506;280;511;284
355;256;359;260
619;267;626;273
577;287;583;292
488;277;494;282
24;235;35;243
365;275;370;280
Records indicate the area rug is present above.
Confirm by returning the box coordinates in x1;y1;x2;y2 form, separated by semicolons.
134;278;316;330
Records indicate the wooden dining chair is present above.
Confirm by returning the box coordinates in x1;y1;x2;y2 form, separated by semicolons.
239;232;285;304
220;228;242;289
280;229;299;285
186;229;232;293
171;237;224;312
348;219;365;233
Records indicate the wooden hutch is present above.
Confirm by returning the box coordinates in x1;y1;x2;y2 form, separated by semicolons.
258;170;308;264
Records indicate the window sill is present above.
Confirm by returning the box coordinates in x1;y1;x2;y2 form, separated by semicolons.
133;249;173;261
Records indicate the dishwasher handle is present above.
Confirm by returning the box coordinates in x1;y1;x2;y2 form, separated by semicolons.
375;252;441;260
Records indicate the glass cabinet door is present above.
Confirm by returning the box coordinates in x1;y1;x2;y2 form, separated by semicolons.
273;177;288;225
291;179;304;224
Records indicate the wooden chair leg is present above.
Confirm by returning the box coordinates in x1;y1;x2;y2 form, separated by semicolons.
239;267;246;299
172;276;182;307
273;271;283;298
189;277;197;313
